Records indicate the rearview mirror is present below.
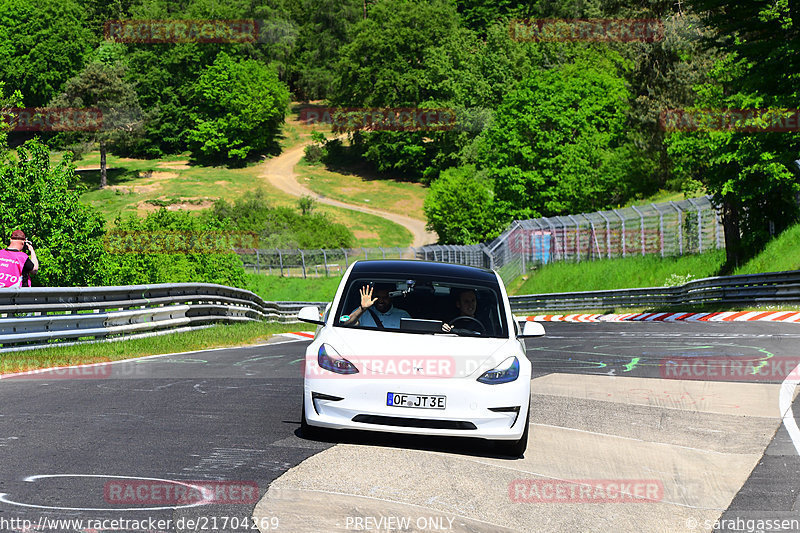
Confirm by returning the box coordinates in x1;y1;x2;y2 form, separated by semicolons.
298;306;324;325
517;320;545;338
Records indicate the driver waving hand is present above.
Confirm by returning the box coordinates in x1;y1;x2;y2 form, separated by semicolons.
344;283;410;329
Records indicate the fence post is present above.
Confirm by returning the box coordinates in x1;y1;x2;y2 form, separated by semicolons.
300;250;307;278
322;249;329;277
256;250;260;274
613;209;626;257
669;201;684;256
380;247;386;259
598;211;611;259
651;204;665;258
631;205;645;256
342;248;349;269
568;215;581;262
277;249;284;277
363;248;368;260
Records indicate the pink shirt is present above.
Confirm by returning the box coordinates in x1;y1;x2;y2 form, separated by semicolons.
0;249;30;288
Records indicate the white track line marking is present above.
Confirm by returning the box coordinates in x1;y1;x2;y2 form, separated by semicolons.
779;364;800;455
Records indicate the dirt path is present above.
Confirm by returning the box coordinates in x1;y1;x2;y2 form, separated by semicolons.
259;143;437;248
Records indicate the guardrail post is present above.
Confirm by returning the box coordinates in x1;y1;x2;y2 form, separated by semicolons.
631;205;645;256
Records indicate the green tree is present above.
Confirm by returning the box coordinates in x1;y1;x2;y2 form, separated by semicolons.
423;165;502;244
0;140;106;286
186;52;289;163
478;53;634;221
665;0;800;267
50;50;144;189
102;208;246;287
0;0;95;107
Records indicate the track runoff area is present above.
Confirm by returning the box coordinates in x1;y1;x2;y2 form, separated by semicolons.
0;321;798;532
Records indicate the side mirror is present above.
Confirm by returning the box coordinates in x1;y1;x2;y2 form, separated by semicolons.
298;306;324;325
517;320;545;338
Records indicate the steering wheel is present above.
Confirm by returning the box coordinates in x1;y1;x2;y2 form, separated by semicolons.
450;315;486;334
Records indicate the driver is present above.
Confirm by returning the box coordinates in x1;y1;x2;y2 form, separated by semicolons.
442;289;483;333
344;283;410;329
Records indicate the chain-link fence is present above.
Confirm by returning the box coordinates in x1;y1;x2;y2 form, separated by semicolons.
239;247;419;277
419;196;724;283
238;196;724;283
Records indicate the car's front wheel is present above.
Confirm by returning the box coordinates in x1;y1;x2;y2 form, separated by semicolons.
498;404;529;457
300;399;321;439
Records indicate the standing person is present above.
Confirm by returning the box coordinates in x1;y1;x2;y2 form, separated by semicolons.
0;230;39;288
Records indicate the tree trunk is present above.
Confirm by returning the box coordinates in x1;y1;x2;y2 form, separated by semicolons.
100;140;107;189
721;197;741;269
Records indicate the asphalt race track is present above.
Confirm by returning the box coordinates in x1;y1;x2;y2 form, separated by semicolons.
1;322;799;532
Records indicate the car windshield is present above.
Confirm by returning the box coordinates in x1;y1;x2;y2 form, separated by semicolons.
333;276;509;338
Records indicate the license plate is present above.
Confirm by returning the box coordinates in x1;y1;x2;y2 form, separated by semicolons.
387;392;446;409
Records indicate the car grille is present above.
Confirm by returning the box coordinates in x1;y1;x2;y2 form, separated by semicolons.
351;414;477;430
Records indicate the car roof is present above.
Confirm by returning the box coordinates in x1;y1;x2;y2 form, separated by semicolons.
349;260;498;283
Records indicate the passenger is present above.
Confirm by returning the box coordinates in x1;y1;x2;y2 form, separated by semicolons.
344;283;410;329
442;289;485;334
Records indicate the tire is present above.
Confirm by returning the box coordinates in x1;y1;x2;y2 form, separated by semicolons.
499;404;530;457
300;399;321;439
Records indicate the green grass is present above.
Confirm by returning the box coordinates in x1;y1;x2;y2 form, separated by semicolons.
0;321;299;374
296;159;428;220
735;223;800;274
244;273;342;302
512;249;727;295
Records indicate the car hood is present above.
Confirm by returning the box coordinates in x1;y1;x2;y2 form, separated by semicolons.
319;327;519;378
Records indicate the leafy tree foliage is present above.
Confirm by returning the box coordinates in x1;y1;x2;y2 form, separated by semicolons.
665;0;800;266
477;54;633;222
102;208;246;287
423;165;503;244
186;52;289;163
0;140;106;286
0;0;95;107
208;191;354;249
50;47;144;188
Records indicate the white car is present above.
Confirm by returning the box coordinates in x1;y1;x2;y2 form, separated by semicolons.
297;259;544;457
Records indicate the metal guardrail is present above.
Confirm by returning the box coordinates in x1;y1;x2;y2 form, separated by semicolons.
0;284;308;352
508;270;800;313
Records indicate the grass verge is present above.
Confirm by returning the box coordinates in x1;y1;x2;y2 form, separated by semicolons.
244;273;341;302
296;159;428;220
1;321;300;374
512;249;726;295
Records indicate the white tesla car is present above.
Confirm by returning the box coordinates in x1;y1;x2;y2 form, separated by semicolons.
297;260;543;456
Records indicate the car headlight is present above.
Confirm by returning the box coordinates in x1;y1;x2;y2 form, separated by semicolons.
477;356;519;384
318;344;359;375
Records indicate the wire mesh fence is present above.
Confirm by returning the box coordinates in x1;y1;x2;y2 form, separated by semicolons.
237;196;725;284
